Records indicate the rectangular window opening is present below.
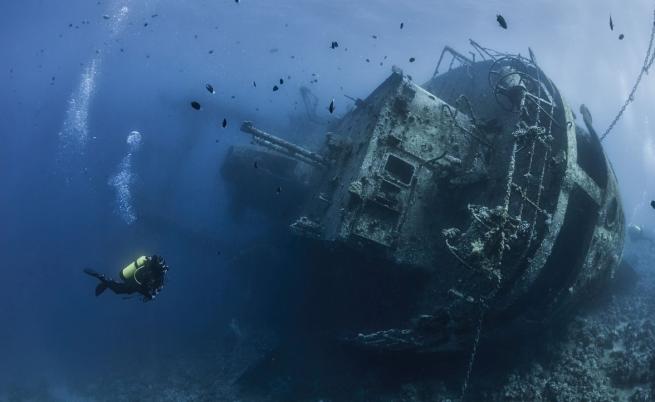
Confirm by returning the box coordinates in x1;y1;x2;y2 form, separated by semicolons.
385;154;415;185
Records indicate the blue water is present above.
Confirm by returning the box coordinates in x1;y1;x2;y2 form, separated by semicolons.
2;0;655;400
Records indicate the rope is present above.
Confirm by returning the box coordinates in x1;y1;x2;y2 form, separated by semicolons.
460;303;486;400
601;8;655;141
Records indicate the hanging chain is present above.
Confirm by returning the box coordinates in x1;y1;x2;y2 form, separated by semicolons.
460;302;487;400
601;8;655;141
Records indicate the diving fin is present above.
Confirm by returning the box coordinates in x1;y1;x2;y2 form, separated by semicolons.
84;268;107;281
84;268;100;278
95;282;108;296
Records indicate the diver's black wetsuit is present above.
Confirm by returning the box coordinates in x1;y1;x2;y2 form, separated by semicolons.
83;269;150;298
83;255;167;301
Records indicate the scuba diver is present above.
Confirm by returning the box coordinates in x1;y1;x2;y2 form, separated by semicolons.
83;255;168;302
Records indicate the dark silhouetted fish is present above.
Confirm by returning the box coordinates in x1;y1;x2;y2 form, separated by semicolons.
279;78;284;85
222;118;227;128
400;22;404;29
273;85;279;91
496;14;508;29
651;200;655;209
331;41;339;49
190;101;201;110
609;15;614;31
619;33;625;40
409;57;415;62
328;99;335;114
579;104;597;138
206;83;215;94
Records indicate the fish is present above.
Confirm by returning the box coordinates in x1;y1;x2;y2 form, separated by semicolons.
276;186;281;194
328;99;335;114
371;35;377;39
273;85;279;91
279;78;284;85
609;15;614;31
190;101;201;110
144;22;149;27
254;161;258;169
619;33;625;40
331;41;339;49
253;81;257;87
400;22;404;29
206;83;215;94
409;57;415;63
102;15;110;20
496;14;508;29
222;118;227;128
579;104;596;138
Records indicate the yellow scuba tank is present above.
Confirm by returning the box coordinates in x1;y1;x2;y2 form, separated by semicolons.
121;256;148;282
